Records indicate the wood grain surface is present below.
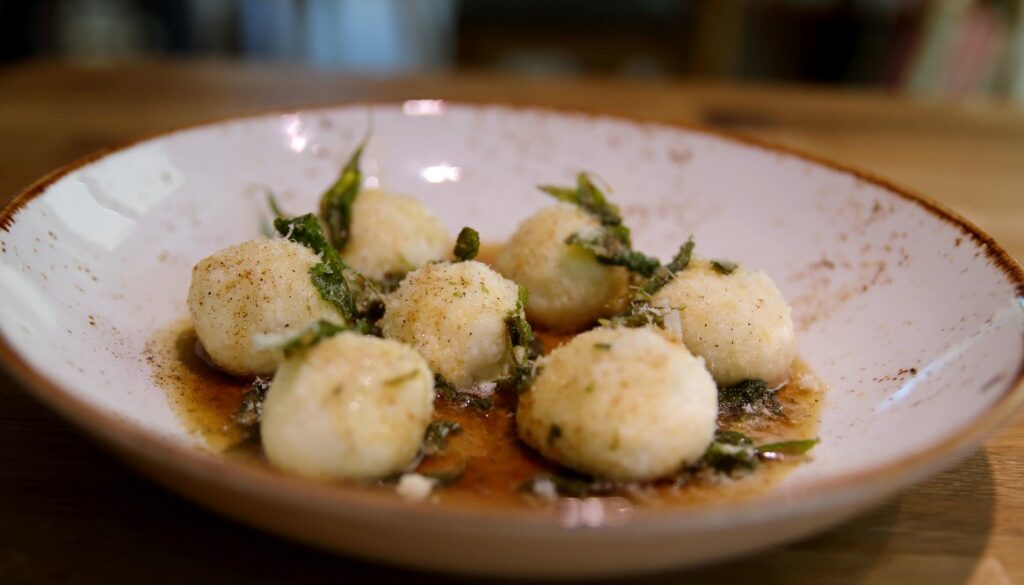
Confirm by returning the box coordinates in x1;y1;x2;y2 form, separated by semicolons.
0;60;1022;584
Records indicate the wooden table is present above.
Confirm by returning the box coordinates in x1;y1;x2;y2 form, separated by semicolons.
1;60;1022;584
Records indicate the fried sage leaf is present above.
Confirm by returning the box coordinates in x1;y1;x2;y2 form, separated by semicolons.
641;237;695;295
267;191;287;219
233;376;271;430
597;237;695;329
252;319;349;358
318;139;366;250
453;226;480;261
698;430;818;477
541;173;662;278
757;438;818;457
710;258;738;275
500;285;538;393
699;429;759;475
565;230;661;277
539;173;624;229
718;379;784;421
422;420;462;456
274;213;383;333
434;374;493;410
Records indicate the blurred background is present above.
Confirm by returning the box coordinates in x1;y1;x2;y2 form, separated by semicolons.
2;0;1023;100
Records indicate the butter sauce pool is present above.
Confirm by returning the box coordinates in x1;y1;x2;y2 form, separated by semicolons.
146;242;823;509
146;328;822;511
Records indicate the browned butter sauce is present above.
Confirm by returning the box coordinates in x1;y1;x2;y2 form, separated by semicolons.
145;243;823;509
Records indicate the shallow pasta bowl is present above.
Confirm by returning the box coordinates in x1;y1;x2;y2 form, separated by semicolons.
1;102;1022;577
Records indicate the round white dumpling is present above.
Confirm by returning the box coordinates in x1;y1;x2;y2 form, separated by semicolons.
261;332;434;480
341;189;449;280
494;203;628;332
187;239;344;376
652;259;796;387
380;260;520;389
517;327;717;481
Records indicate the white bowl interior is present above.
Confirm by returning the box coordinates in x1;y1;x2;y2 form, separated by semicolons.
1;103;1021;495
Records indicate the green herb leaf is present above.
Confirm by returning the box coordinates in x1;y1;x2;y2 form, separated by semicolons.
539;173;624;229
259;192;288;237
757;438;818;456
233;376;271;430
694;430;818;478
710;259;738;275
275;213;384;332
718;379;783;421
318;140;366;250
434;374;493;410
501;285;537;393
566;231;661;277
595;236;695;329
276;319;348;357
267;192;287;219
542;173;667;279
600;297;671;329
666;237;696;274
453;226;480;261
422;420;462;456
700;440;759;475
275;213;334;257
506;286;534;349
698;429;759;475
309;261;358;321
641;237;695;295
715;429;754;446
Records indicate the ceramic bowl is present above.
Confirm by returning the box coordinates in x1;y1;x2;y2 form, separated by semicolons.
1;102;1022;577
